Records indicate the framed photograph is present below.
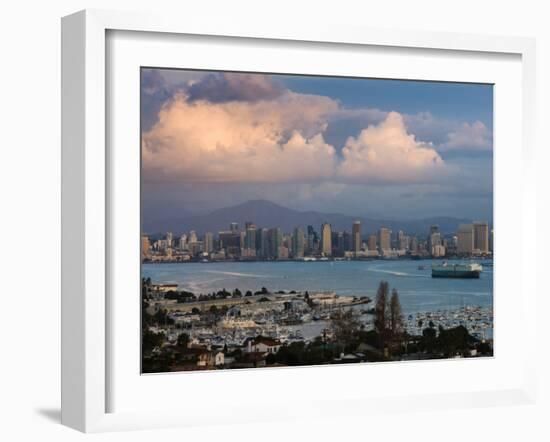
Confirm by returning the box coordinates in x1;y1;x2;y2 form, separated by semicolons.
61;9;537;432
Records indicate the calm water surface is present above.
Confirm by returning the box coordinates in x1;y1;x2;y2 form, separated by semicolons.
142;259;493;314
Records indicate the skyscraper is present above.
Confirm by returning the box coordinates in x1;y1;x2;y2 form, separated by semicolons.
245;224;257;250
292;227;305;258
368;234;377;251
306;225;319;255
321;223;332;256
457;224;474;255
255;228;269;258
379;227;391;251
473;221;489;253
203;232;213;254
230;222;239;233
166;231;173;248
141;235;150;260
352;221;361;254
179;234;188;251
268;228;282;258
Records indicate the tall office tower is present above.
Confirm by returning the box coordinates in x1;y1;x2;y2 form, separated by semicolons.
368;234;377;251
489;229;494;253
343;231;352;252
457;224;474;254
189;230;198;243
410;236;418;253
430;225;439;235
397;230;409;250
179;234;188;251
352;221;361;253
258;228;269;258
268;228;282;258
141;235;150;260
379;227;391;251
306;225;319;255
245;224;256;250
292;227;305;258
230;222;239;233
203;232;213;254
473;221;489;253
321;223;332;256
333;231;345;257
330;231;344;256
166;231;173;248
429;232;442;255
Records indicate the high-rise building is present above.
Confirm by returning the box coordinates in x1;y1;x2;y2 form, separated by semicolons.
203;232;213;254
410;236;418;253
245;224;257;250
306;225;319;255
258;228;269;258
473;221;489;253
368;234;377;251
292;227;305;258
219;230;240;251
230;222;239;233
457;224;474;255
429;232;442;255
352;221;361;254
379;227;391;251
166;232;173;248
397;230;409;250
321;223;332;256
179;234;188;251
331;231;345;257
141;235;150;260
343;231;352;252
268;228;282;258
189;230;198;243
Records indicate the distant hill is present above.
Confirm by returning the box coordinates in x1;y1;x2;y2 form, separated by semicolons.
142;199;474;237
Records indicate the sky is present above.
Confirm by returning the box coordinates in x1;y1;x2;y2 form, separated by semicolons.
141;68;493;223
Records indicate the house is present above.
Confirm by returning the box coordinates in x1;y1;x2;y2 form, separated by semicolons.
197;351;225;367
244;336;282;354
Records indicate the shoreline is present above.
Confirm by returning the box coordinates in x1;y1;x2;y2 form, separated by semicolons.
142;256;494;265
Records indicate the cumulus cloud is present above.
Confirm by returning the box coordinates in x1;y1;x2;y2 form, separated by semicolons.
440;121;492;151
142;92;338;183
337;112;446;184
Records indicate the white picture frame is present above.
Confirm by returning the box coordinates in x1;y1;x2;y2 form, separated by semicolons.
61;9;537;433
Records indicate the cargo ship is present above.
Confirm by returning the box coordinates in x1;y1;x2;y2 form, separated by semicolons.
431;262;482;278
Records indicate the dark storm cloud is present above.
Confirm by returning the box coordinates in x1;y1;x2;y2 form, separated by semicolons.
187;72;285;103
141;69;174;132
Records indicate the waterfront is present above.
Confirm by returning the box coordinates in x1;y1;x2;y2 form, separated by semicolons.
142;258;493;315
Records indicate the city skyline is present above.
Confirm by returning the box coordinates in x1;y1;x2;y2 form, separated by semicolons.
142;216;492;264
141;69;493;225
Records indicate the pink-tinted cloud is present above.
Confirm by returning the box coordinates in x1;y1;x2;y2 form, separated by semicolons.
337;112;447;184
440;121;492;151
142;92;338;183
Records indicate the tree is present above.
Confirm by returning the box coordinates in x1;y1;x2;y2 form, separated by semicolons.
330;308;361;353
142;329;165;354
389;288;404;337
374;281;390;348
176;333;189;349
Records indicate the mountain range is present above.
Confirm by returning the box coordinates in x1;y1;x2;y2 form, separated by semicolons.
142;199;475;237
